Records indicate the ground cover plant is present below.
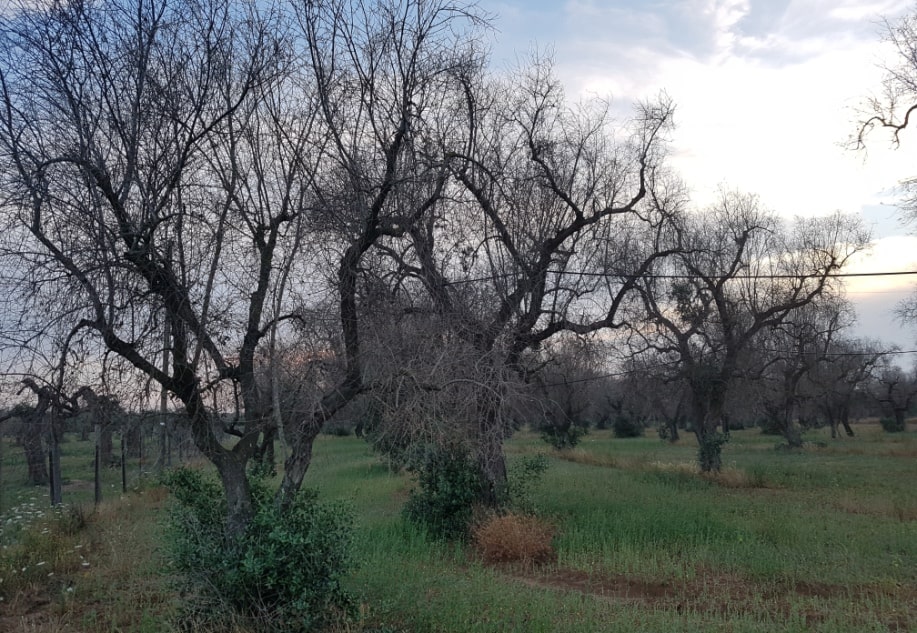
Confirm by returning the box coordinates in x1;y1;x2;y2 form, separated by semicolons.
1;424;915;632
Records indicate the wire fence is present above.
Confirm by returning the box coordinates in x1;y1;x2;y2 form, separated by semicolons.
0;414;199;520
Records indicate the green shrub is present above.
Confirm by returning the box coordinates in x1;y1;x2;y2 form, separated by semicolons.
611;414;643;438
880;416;906;432
697;431;729;472
757;417;784;436
507;454;549;515
402;444;482;540
540;422;587;449
164;468;354;632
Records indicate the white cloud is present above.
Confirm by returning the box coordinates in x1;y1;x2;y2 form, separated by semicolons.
657;41;917;217
827;0;911;23
704;0;752;55
485;0;917;346
538;2;917;221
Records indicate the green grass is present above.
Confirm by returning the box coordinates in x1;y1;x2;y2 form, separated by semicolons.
1;424;915;631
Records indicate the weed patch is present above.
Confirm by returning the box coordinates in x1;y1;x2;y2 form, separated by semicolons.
0;504;91;603
553;449;619;469
701;466;771;489
472;513;556;565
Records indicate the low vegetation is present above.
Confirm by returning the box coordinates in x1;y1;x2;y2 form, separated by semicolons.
1;424;915;632
163;468;354;632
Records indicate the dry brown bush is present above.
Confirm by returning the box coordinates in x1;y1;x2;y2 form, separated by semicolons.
472;513;556;565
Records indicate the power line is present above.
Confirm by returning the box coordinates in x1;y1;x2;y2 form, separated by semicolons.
439;269;917;286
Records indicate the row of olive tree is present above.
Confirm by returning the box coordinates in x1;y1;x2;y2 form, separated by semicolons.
0;0;878;543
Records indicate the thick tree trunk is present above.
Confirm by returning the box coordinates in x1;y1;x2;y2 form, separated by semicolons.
476;400;508;507
666;418;680;442
825;405;837;438
124;421;141;458
695;425;723;473
179;382;255;541
22;423;48;486
780;402;804;448
687;367;730;473
215;454;253;540
277;427;319;511
254;426;277;475
781;422;804;448
840;410;855;437
692;396;726;473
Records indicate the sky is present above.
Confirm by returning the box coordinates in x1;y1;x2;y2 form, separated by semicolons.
482;0;917;356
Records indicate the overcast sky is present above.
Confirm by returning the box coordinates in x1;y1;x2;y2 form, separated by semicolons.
483;0;917;355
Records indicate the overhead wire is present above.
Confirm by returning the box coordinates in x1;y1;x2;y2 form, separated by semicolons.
439;269;917;286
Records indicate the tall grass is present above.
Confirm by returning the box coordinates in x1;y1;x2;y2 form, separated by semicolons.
1;425;915;632
344;427;916;632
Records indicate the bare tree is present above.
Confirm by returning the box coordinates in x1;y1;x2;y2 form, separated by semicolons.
4;402;49;487
528;337;605;449
856;8;917;332
758;296;853;447
0;0;485;537
618;353;689;441
385;55;680;504
635;191;868;471
871;359;917;431
272;0;489;507
810;338;885;438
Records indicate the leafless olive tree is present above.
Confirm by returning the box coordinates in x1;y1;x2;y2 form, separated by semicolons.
756;296;854;447
871;359;917;431
0;0;486;537
635;191;868;471
809;338;885;438
375;52;681;503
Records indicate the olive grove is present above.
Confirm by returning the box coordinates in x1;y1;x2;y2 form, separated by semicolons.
0;0;875;560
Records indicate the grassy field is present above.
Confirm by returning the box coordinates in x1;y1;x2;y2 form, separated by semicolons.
1;424;915;632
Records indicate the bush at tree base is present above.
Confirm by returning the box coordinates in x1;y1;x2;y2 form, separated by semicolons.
611;414;643;438
757;417;784;436
880;417;907;432
697;431;729;472
163;468;354;632
402;443;483;540
506;454;549;515
540;421;588;449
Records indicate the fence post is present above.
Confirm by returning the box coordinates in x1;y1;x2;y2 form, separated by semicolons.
121;432;127;493
94;422;102;506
